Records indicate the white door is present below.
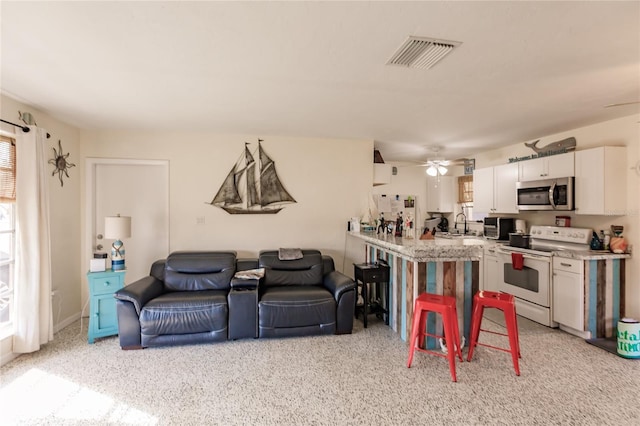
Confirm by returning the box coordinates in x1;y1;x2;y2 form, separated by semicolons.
86;159;169;288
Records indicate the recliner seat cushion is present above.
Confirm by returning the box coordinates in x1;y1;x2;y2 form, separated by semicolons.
140;290;228;336
259;286;335;329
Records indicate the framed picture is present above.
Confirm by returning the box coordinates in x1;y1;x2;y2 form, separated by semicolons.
464;159;475;175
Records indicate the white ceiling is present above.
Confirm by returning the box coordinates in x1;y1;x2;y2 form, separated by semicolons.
1;1;639;162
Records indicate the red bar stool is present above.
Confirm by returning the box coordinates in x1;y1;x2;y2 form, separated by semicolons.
466;290;521;376
407;293;463;382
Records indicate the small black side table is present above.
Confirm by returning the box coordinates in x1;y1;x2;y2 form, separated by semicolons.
354;262;390;328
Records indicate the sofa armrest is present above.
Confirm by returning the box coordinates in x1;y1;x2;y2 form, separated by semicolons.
231;277;260;289
114;276;164;315
323;270;356;301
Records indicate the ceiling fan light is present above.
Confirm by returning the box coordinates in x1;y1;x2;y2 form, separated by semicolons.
438;166;448;175
426;166;438;176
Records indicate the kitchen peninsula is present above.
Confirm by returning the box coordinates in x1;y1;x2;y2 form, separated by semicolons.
348;231;484;347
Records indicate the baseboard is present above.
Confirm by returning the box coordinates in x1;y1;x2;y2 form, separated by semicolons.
54;311;82;334
0;311;82;367
1;350;18;367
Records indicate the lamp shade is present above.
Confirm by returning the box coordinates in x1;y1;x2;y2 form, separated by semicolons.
104;215;131;239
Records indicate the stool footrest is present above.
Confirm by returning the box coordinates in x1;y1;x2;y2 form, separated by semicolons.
413;347;449;360
479;328;509;338
474;341;512;354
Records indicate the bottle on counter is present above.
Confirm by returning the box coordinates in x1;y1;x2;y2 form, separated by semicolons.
599;230;606;250
603;231;611;251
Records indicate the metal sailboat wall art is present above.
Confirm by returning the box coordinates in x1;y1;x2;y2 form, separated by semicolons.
209;139;296;214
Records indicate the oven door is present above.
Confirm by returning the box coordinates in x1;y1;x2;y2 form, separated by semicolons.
496;249;551;307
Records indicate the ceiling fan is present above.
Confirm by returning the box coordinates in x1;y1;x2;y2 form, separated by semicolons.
603;100;640;123
413;147;468;177
603;101;640;108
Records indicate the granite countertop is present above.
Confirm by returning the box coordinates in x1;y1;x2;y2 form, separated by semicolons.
348;231;486;262
554;249;631;260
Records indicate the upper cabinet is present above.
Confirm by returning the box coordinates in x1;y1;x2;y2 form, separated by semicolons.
425;175;454;213
575;146;626;215
473;163;518;214
518;152;574;181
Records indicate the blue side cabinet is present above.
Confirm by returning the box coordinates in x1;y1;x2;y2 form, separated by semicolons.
86;269;125;343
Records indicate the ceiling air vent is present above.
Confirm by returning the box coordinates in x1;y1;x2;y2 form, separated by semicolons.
387;36;461;70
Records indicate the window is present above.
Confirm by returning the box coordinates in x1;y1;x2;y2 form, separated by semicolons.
457;175;473;203
0;135;16;332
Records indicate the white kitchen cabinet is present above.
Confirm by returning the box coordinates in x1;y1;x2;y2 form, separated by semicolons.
574;146;626;215
518;152;574;181
552;257;584;332
482;245;499;292
473;163;518;214
425;175;454;213
473;167;494;213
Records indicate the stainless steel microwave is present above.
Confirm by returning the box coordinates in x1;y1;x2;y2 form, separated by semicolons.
516;177;574;211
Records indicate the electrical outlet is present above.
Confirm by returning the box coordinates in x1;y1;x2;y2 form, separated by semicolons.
196;216;205;225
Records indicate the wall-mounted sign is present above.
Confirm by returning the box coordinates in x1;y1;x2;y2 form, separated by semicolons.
464;159;475;175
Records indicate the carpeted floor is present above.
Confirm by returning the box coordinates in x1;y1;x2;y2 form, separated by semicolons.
1;313;639;425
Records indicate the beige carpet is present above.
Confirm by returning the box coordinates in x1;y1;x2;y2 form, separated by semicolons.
1;314;639;425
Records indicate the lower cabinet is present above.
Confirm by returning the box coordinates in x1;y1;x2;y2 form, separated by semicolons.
86;269;126;343
552;257;584;332
482;245;499;292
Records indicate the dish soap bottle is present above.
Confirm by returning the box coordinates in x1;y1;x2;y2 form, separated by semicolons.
603;231;611;251
590;231;602;250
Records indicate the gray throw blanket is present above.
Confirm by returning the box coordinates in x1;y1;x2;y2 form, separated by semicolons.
278;248;303;261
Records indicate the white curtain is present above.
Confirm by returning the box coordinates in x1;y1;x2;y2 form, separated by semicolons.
13;126;53;353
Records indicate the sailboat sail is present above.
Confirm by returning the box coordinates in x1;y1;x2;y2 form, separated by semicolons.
259;144;296;206
209;140;296;214
245;145;259;207
211;166;242;205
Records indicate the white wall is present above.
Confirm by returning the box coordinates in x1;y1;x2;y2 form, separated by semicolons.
1;94;82;363
79;131;373;276
372;163;428;228
471;114;640;318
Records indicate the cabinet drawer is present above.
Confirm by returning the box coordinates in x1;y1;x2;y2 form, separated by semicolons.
90;276;123;295
553;257;582;273
362;271;388;282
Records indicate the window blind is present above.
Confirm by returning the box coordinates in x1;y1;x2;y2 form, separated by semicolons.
0;135;16;202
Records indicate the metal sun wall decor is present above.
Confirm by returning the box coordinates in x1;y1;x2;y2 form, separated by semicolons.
49;140;76;186
208;139;296;214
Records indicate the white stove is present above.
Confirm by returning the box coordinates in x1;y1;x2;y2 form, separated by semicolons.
495;226;592;327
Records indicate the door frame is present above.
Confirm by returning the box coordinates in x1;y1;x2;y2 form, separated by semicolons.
84;158;170;294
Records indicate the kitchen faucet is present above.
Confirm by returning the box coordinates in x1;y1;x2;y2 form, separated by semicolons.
455;211;468;235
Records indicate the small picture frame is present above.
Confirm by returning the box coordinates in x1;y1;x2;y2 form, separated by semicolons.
464;159;475;175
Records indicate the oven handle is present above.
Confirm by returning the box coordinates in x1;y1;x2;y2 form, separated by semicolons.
548;182;557;209
496;249;552;263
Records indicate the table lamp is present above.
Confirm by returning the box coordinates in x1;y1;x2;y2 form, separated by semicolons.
105;214;131;271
